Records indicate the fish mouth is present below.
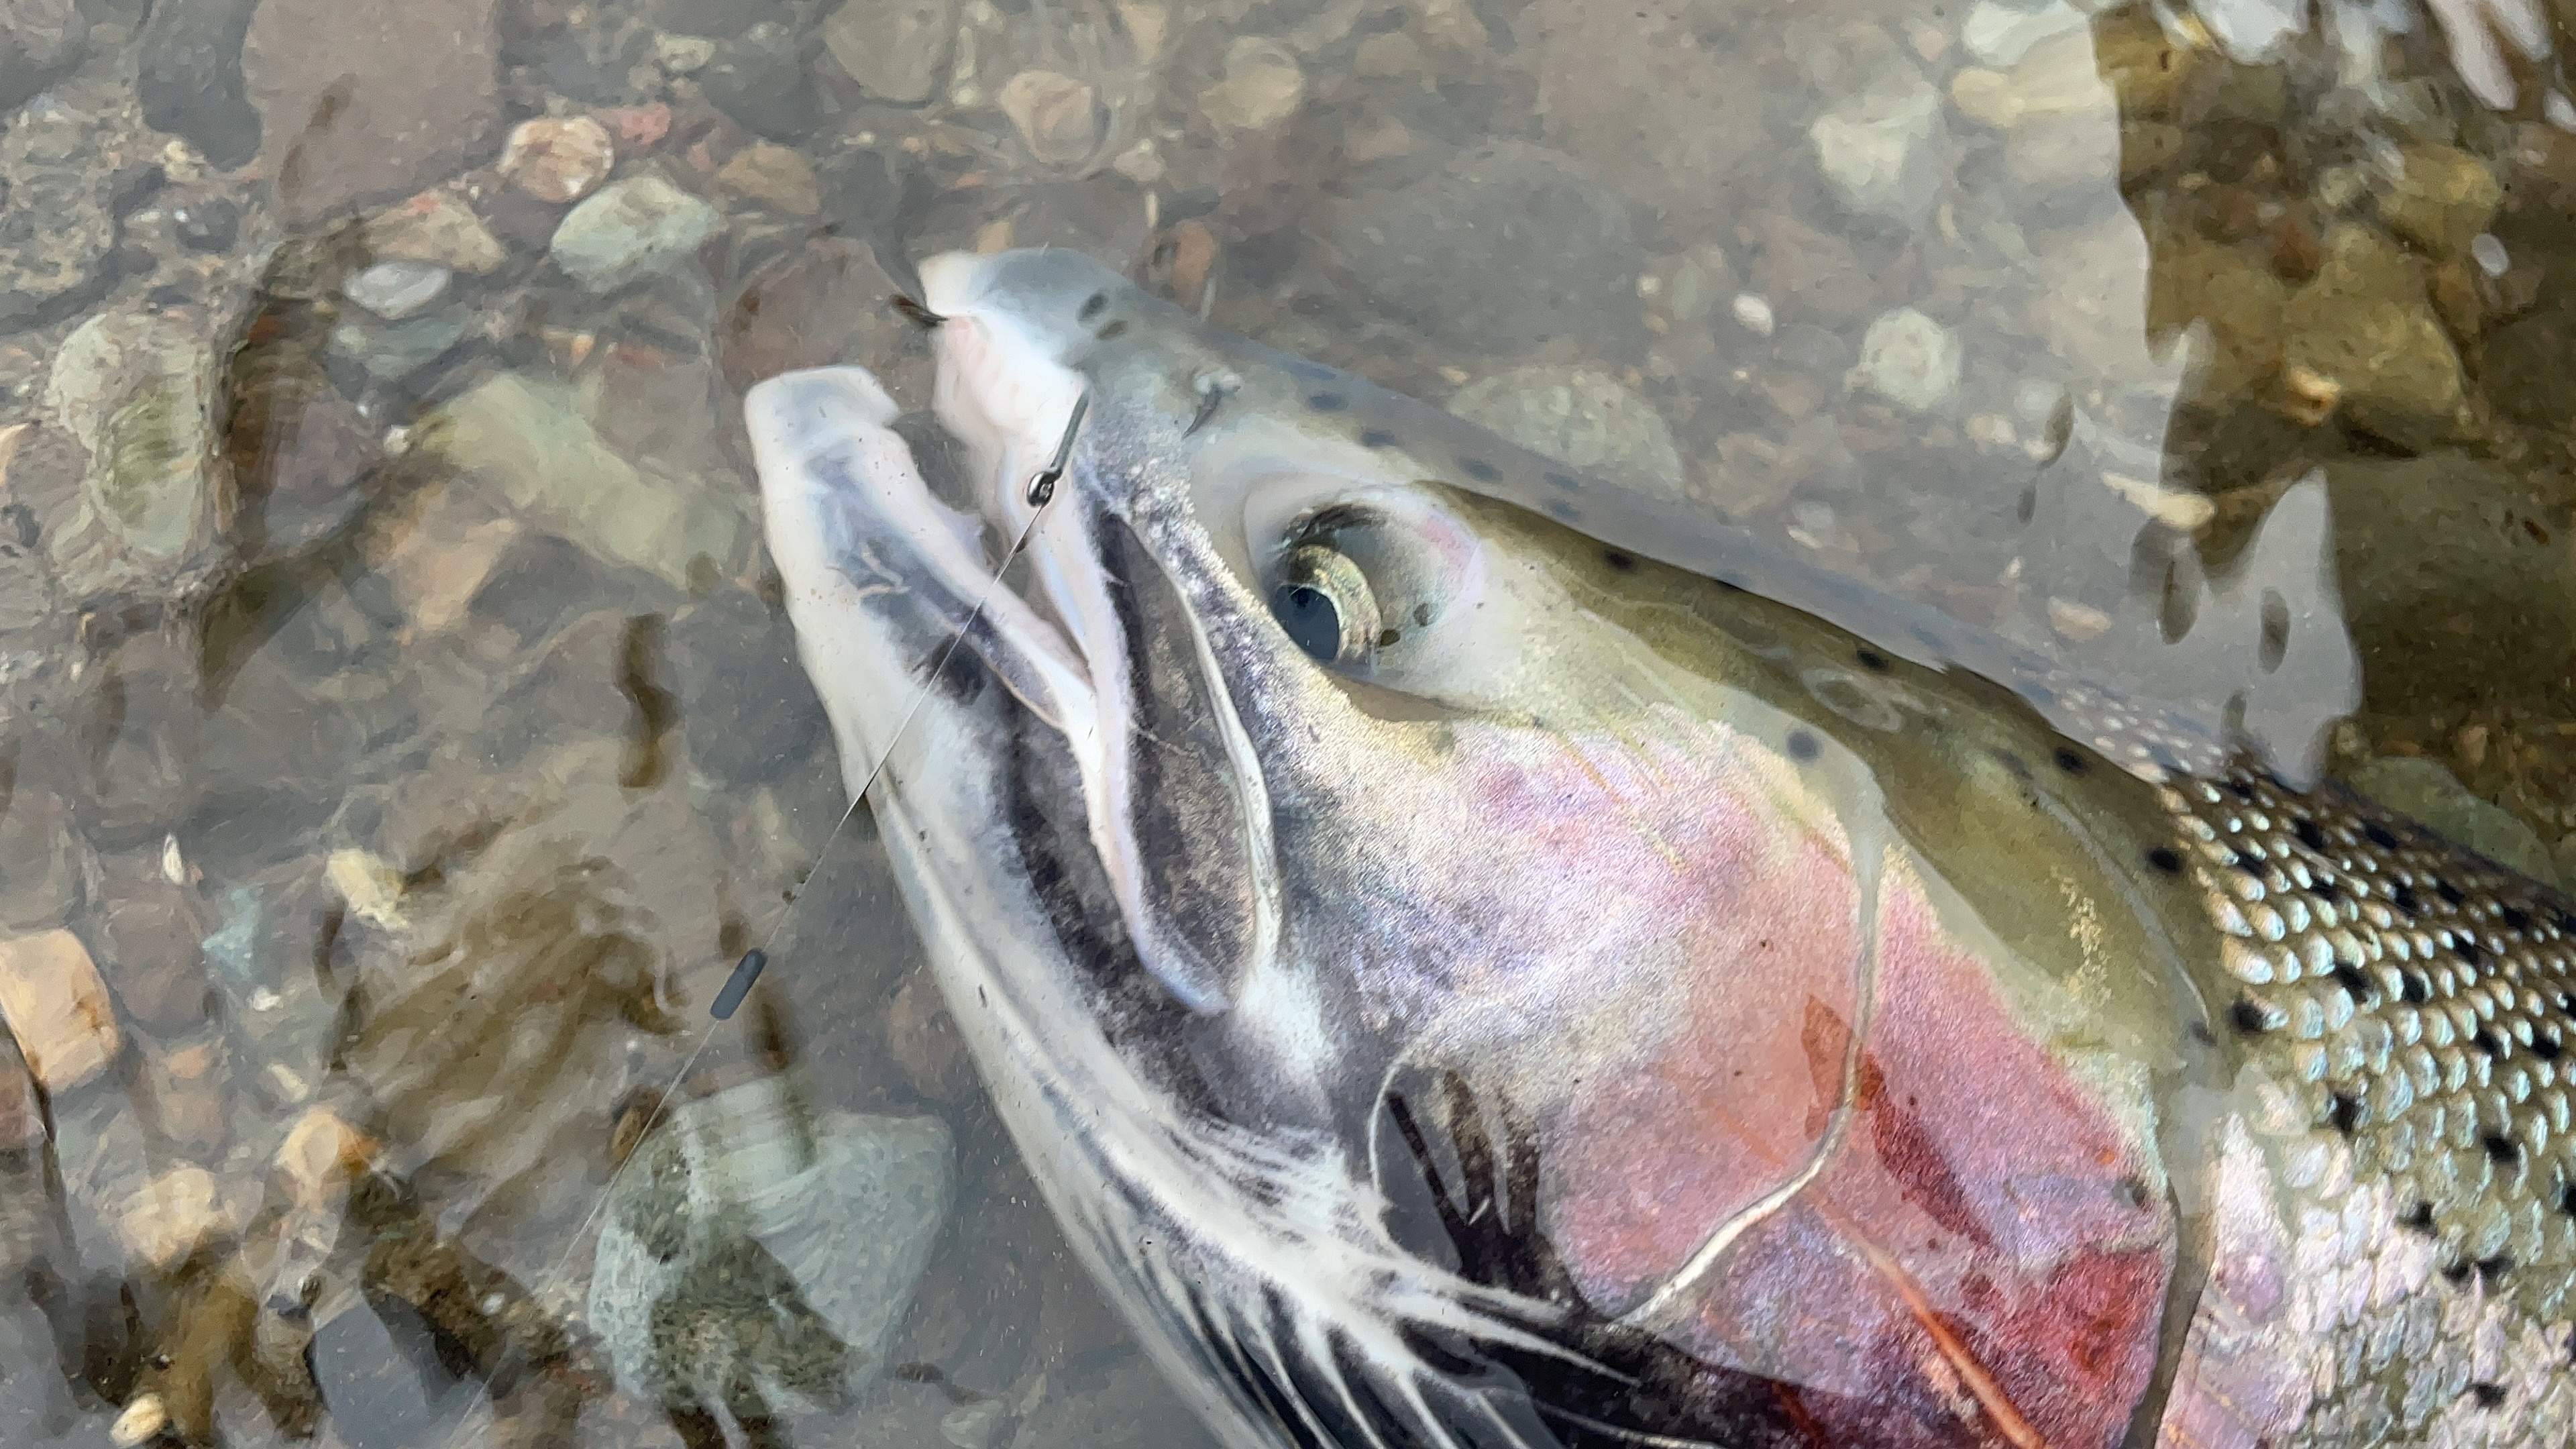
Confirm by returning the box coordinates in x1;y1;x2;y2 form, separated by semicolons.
748;250;1288;1019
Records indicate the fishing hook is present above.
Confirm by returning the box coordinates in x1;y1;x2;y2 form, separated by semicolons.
1026;390;1089;509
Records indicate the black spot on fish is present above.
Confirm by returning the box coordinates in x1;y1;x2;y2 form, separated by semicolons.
2314;876;2341;903
1377;627;1401;647
2561;1182;2576;1217
1601;548;1637;572
2503;905;2532;932
2328;1091;2363;1135
2365;820;2400;850
2229;851;2263;876
1545;499;1580;523
2394;883;2422;917
2147;847;2183;875
2483;1132;2521;1165
2401;971;2433;1004
2456;937;2483;965
1096;320;1129;341
2443;1258;2477;1286
2231;995;2282;1034
1460;458;1502;483
2438;879;2466;908
2557;908;2576;934
1412;603;1432;627
2469;1383;2508;1409
2475;1253;2512;1286
1306;391;1348;412
1544;470;1582;492
1079;290;1109;321
1856;647;1891;672
2473;1028;2506;1059
2402;1201;2437;1234
1360;428;1399;448
2536;1033;2563;1061
2294;817;2328;853
1786;731;1822;763
2053;747;2088;774
2331;963;2374;1004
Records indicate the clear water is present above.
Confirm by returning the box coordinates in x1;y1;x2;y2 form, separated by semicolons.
1;0;2571;1444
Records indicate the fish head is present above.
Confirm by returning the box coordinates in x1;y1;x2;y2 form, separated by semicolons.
751;249;2218;1447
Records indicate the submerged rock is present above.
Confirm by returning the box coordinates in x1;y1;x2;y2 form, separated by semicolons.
137;0;262;168
589;1077;955;1413
1311;142;1639;353
0;929;121;1092
1854;307;1964;413
549;174;722;292
2347;757;2559;885
241;0;501;222
1807;65;1950;226
821;0;955;104
420;370;747;589
0;92;123;326
498;115;616;204
0;0;86;116
2282;225;2471;450
1446;366;1684;500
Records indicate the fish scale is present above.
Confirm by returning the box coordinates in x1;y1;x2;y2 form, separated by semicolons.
2161;765;2576;1442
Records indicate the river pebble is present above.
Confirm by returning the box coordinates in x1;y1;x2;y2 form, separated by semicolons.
498;115;616;203
822;0;955;103
341;260;451;320
548;173;722;292
1854;307;1963;413
0;928;121;1091
1807;64;1949;225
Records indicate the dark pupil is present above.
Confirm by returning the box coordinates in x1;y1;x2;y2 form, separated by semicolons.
1274;584;1342;661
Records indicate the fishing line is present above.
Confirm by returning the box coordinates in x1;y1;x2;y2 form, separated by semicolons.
428;386;1089;1444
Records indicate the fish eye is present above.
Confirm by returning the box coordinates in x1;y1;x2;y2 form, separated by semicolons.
1271;543;1380;666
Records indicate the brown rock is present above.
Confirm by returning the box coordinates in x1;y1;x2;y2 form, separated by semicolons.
498;115;616;205
0;928;121;1091
2282;224;2473;451
2149;235;2287;398
361;189;508;274
713;140;821;215
1741;211;1875;325
0;785;84;932
715;234;898;390
1001;69;1103;166
2378;144;2500;261
275;1107;378;1210
144;1036;228;1152
99;880;210;1034
0;1028;42;1151
109;1166;238;1271
243;0;501;223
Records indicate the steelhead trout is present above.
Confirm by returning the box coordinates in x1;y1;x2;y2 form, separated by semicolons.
745;248;2576;1448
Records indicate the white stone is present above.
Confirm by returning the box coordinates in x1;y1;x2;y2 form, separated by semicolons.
343;259;450;320
1807;66;1949;225
1731;292;1775;337
1854;306;1963;413
0;929;120;1090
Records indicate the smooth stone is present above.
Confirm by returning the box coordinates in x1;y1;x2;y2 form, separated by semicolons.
589;1077;955;1410
1000;69;1101;167
1854;307;1963;413
548;174;721;292
136;0;262;168
1198;37;1303;132
497;114;616;204
420;370;747;589
0;0;87;115
342;259;451;319
2282;224;2471;451
361;190;508;274
1808;64;1950;225
714;141;822;216
821;0;955;104
0;929;121;1092
2347;757;2560;887
241;0;500;223
695;21;816;140
1445;366;1684;500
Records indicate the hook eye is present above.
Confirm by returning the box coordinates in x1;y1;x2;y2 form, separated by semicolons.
1026;391;1090;508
